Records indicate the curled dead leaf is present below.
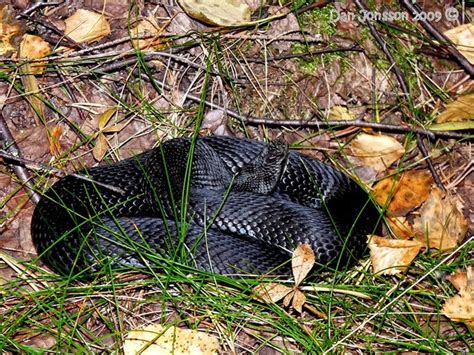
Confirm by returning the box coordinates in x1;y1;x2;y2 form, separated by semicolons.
373;170;433;216
178;0;251;27
347;133;405;174
292;244;315;287
64;9;111;44
93;133;109;162
368;235;423;275
447;269;469;292
413;188;468;251
123;324;220;354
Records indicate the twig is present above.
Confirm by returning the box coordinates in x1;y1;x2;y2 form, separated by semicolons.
0;111;41;204
417;135;446;191
139;74;470;140
16;0;64;18
0;150;125;195
400;0;474;77
353;0;409;96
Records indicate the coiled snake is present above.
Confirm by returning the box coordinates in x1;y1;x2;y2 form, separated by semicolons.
31;136;380;277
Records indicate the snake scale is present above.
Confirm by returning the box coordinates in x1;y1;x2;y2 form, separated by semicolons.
31;136;380;277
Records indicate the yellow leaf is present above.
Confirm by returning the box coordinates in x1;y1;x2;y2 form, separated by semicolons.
177;0;251;27
64;9;111;44
413;188;468;251
328;106;356;121
347;133;405;174
93;133;109;161
18;66;44;124
373;170;433;216
292;244;315;287
429;121;474;131
435;94;474;123
98;108;118;130
102;122;128;134
19;34;51;74
444;23;474;64
123;324;220;354
368;235;423;275
253;283;292;304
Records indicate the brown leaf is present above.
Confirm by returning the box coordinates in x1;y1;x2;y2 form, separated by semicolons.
292;244;315;287
386;216;414;240
0;4;23;56
253;283;292;304
102;122;128;134
347;133;405;174
413;188;468;251
442;267;474;331
447;269;469;292
92;133;109;161
131;16;163;50
177;0;251;27
64;9;111;44
282;289;294;308
123;324;220;354
18;34;51;74
368;235;423;275
373;170;433;216
291;289;306;313
49;125;63;157
435;94;474;123
444;23;474;65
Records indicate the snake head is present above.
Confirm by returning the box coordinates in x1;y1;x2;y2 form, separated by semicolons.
234;138;289;195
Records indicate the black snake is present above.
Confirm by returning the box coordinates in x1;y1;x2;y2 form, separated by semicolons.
31;136;380;277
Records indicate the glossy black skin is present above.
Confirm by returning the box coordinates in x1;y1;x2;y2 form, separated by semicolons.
31;136;380;277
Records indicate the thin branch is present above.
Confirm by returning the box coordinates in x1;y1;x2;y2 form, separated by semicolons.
400;0;474;77
0;111;41;204
0;150;125;195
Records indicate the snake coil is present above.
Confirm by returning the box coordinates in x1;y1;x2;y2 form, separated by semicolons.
31;136;380;277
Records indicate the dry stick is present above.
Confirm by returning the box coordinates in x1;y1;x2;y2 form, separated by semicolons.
0;150;125;195
354;0;446;190
142;74;468;140
400;0;474;77
0;111;41;204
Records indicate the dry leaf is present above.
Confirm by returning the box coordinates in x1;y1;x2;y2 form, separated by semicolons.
373;170;433;216
413;188;468;251
442;267;474;331
18;34;51;74
0;4;23;56
328;106;356;121
177;0;251;27
292;244;315;286
291;289;306;313
386;216;413;240
98;108;118;130
447;269;469;292
131;16;163;49
64;9;111;44
123;324;220;354
444;23;474;64
93;133;109;161
435;94;474;123
253;283;292;303
368;235;423;275
49;125;63;157
347;133;405;174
